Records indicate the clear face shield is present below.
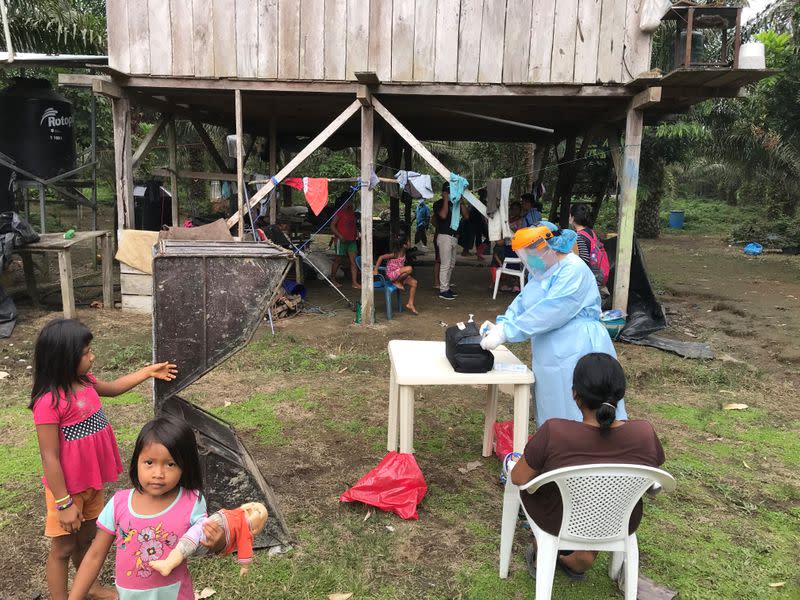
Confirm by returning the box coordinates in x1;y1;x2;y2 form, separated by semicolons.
515;241;560;281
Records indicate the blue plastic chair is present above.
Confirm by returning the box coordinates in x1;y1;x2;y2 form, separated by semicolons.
355;256;403;320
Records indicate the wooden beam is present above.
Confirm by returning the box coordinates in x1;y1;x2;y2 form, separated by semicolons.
630;87;662;111
131;116;169;170
235;89;244;239
355;71;381;85
117;75;634;98
92;77;124;99
612;107;644;314
190;119;231;173
111;96;133;229
357;84;372;106
371;97;486;217
166;117;179;226
359;97;375;325
226;100;361;229
269;117;277;225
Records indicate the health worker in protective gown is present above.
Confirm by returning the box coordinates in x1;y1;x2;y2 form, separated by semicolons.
480;222;627;426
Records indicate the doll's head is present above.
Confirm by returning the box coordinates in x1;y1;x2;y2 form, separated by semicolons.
241;502;269;535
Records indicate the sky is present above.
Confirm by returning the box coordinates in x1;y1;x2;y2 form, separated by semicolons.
741;0;773;24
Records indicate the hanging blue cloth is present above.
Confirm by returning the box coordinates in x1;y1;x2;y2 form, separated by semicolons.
448;173;469;231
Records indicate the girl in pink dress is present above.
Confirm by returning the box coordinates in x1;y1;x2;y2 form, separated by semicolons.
69;415;209;600
374;234;419;314
30;318;177;600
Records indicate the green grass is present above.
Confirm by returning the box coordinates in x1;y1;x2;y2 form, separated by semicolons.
659;196;765;235
211;388;307;446
243;334;377;374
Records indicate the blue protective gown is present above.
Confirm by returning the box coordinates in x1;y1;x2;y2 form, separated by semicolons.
497;253;627;426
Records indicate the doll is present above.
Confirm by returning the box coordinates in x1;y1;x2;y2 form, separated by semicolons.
149;502;269;576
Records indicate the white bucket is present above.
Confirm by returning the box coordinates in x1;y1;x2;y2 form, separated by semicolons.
739;42;766;69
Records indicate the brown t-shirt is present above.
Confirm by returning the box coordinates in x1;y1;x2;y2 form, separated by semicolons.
521;419;665;537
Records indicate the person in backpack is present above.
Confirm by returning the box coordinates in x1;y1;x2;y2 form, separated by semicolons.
570;204;610;301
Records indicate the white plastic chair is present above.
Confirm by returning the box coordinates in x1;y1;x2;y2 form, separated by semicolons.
492;257;526;299
499;464;676;599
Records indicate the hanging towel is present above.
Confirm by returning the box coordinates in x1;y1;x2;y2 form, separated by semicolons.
448;173;469;231
283;177;329;216
487;177;513;241
394;170;434;199
485;178;501;215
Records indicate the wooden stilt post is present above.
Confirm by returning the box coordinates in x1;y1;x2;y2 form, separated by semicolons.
269;117;277;225
387;135;402;242
360;92;375;325
612;88;660;313
235;90;244;239
166;116;179;226
613;108;644;313
111;96;133;230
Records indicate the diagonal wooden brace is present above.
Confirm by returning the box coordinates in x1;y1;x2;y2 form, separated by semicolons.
371;97;486;218
226;100;362;230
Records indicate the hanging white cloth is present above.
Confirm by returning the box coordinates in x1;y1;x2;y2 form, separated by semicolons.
488;177;513;241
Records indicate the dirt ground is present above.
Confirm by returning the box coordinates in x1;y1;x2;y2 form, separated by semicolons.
0;232;798;599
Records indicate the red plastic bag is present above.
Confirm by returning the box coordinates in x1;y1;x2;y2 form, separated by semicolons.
493;420;532;460
339;452;428;520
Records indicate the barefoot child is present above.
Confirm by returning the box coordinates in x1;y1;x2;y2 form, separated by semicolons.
30;318;177;600
69;415;209;600
374;234;419;314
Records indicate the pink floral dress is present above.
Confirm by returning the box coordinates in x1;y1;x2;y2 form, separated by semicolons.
96;488;206;599
385;255;406;282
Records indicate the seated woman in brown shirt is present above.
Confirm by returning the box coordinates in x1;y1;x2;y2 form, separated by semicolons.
510;352;665;580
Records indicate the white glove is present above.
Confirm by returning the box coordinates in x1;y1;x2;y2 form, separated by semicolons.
479;320;495;336
480;323;506;350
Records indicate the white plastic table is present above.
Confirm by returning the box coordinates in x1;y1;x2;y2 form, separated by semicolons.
387;340;534;456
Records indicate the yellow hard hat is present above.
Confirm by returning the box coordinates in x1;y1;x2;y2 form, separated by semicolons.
511;225;554;251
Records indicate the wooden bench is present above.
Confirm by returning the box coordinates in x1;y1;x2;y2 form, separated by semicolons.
16;231;114;319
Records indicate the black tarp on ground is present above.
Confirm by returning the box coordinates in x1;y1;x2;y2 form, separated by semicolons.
152;240;294;549
0;284;15;338
604;236;667;340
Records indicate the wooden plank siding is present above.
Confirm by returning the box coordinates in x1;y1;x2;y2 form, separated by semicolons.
148;0;172;76
597;0;627;82
502;0;533;83
528;0;557;82
257;0;279;79
300;0;325;79
106;0;652;85
550;0;579;83
324;0;347;79
278;0;301;78
236;0;259;77
171;0;195;76
212;0;237;77
457;0;483;83
192;0;215;77
574;0;602;83
477;0;506;83
391;0;415;81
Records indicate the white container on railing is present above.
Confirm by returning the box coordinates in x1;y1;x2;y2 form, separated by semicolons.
739;42;766;69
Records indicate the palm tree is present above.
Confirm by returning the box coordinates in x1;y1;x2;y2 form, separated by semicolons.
1;0;106;56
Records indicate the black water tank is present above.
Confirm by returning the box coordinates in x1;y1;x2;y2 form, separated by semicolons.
0;78;75;178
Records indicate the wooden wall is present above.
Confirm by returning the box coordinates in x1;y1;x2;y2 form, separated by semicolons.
108;0;652;84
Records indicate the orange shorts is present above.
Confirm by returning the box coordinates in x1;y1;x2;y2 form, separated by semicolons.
44;486;105;538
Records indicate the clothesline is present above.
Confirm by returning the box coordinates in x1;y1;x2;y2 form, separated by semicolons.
373;142;642;191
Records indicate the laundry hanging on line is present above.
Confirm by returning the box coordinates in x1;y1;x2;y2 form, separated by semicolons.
487;177;513;242
448;173;469;231
283;177;329;216
394;170;434;199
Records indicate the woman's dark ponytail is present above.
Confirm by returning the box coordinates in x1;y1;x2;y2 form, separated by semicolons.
596;398;618;430
572;353;626;430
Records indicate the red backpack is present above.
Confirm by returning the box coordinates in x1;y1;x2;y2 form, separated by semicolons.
578;229;610;286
